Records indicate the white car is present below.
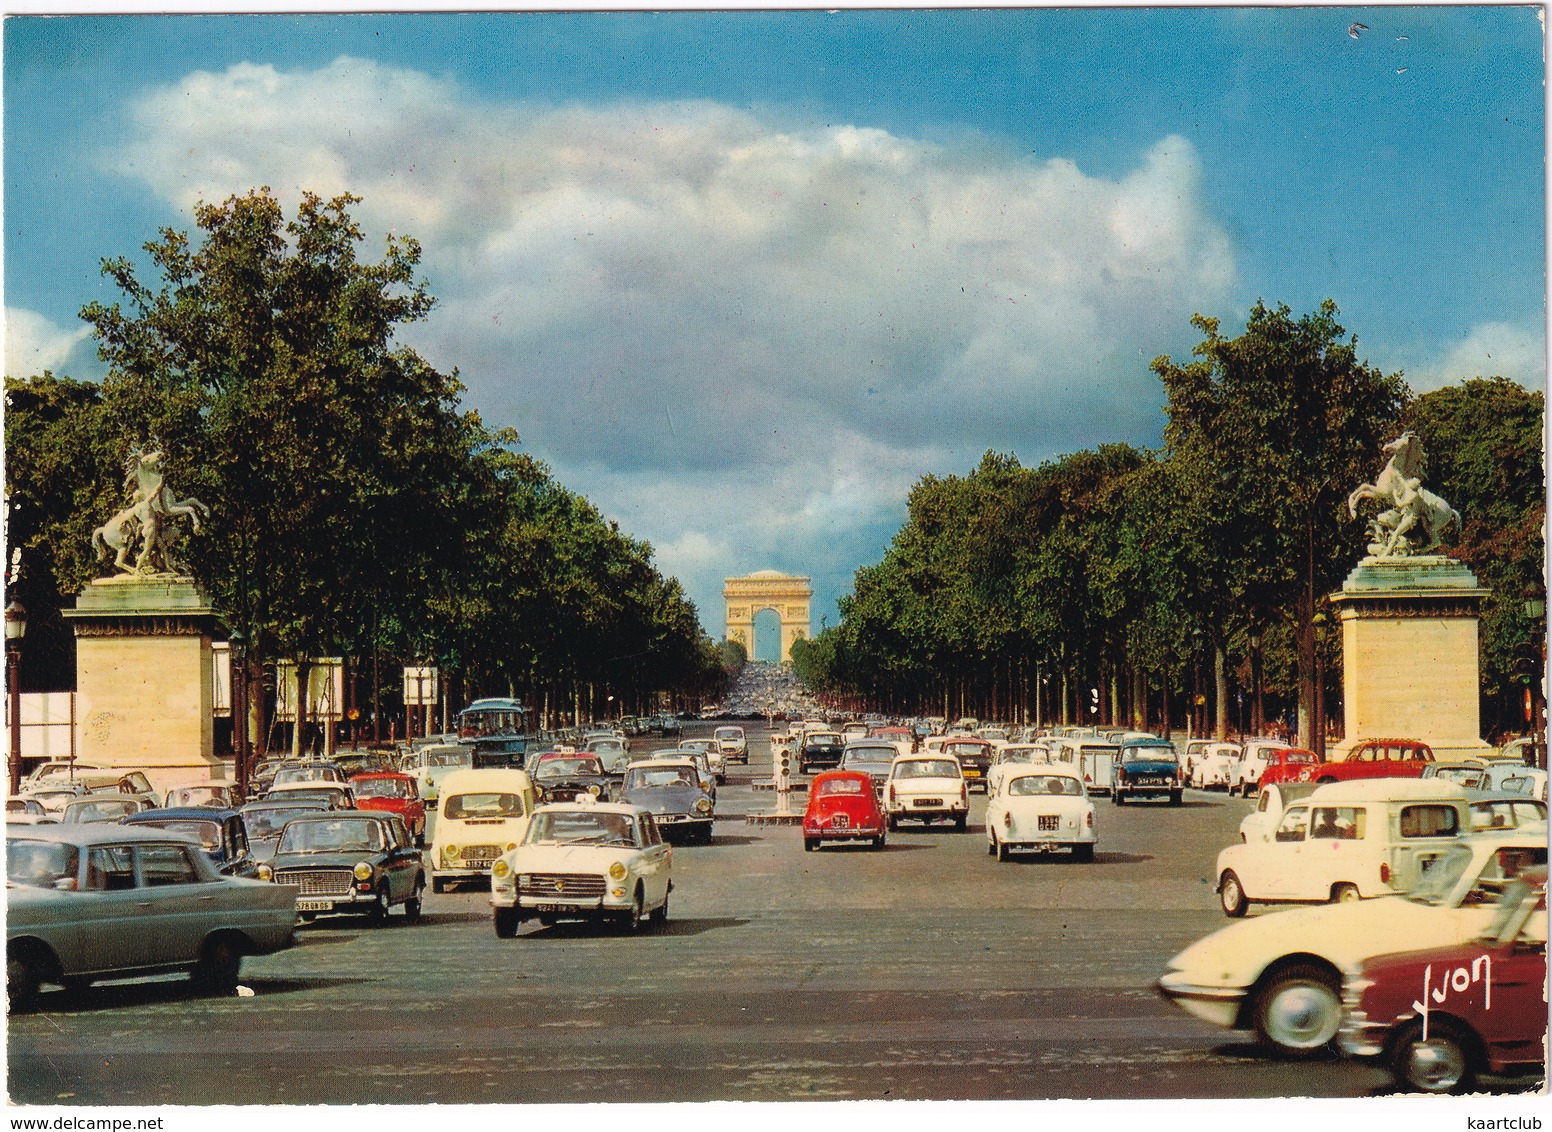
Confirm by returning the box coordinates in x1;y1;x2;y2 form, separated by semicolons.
1189;742;1243;790
1229;739;1293;796
489;801;671;936
1158;829;1547;1056
400;743;474;804
985;744;1052;795
714;725;749;765
885;755;968;831
1237;782;1318;843
430;768;535;892
1216;778;1471;915
1500;766;1548;801
985;766;1095;862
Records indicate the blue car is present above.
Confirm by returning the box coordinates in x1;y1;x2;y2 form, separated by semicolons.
1112;741;1183;806
121;807;257;877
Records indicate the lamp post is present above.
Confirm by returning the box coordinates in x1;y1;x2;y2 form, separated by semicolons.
6;599;27;796
1524;598;1545;767
229;631;249;799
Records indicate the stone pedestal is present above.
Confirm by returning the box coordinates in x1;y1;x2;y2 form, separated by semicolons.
62;577;222;787
1329;556;1493;762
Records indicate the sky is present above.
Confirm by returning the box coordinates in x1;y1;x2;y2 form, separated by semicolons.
4;7;1546;644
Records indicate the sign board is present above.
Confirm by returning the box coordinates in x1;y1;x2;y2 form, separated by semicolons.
274;658;346;722
403;666;439;706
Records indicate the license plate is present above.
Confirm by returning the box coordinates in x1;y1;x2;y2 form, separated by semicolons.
913;798;941;807
831;815;849;828
469;859;495;870
535;903;590;913
963;768;982;777
297;899;333;912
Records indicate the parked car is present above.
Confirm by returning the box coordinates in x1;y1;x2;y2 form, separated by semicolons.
985;745;1053;795
1298;738;1435;786
657;714;682;738
940;738;996;793
164;780;245;810
240;798;330;866
1113;741;1182;806
1157;828;1547;1056
259;810;425;923
798;731;847;775
1229;739;1294;796
1340;868;1547;1093
1188;742;1243;791
1237;782;1319;844
1256;748;1323;791
430;767;536;892
885;755;968;831
1499;767;1548;801
986;765;1096;862
22;760;109;789
350;771;427;844
122;807;257;878
1216;778;1472;916
616;758;714;845
1463;789;1547;833
6;824;296;1010
838;743;900;792
529;754;614;805
60;793;158;824
5;797;56;825
803;770;888;851
489;801;672;936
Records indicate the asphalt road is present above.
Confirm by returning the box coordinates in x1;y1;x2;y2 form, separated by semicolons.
6;725;1537;1105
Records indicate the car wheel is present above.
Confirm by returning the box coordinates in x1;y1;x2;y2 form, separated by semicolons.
1219;869;1250;917
986;834;996;857
493;906;521;939
873;835;886;849
1168;791;1182;806
1317;776;1338;785
622;889;645;934
954;814;967;832
403;878;425;922
1253;963;1342;1056
367;886;390;925
887;815;899;832
1113;791;1126;805
651;893;669;928
1330;882;1361;904
7;952;42;1014
1390;1019;1478;1094
431;876;447;894
804;837;818;852
1072;843;1095;863
190;936;242;996
996;838;1011;862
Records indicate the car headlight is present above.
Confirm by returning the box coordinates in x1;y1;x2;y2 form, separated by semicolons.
492;860;511;878
353;861;374;881
695;798;713;814
589;784;601;796
442;845;460;865
608;862;627;880
257;864;273;881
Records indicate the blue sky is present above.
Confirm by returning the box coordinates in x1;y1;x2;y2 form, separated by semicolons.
5;8;1545;642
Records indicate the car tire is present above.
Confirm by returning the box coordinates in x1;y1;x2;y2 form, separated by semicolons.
651;894;669;928
1330;883;1361;904
1389;1019;1478;1094
996;838;1011;862
1219;869;1250;917
493;906;521;939
873;835;885;850
1252;963;1342;1056
1168;791;1182;806
431;876;447;894
367;887;390;926
986;835;996;857
1072;843;1095;863
1113;791;1126;806
1317;776;1338;785
887;815;899;832
954;814;967;832
804;837;818;852
190;936;242;997
403;878;425;922
7;951;43;1014
622;889;645;934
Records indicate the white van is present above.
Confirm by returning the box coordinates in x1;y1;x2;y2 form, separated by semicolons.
430;768;536;892
1215;778;1472;915
1050;738;1120;796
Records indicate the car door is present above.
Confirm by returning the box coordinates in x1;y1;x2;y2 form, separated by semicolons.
1262;805;1310;898
381;817;417;900
70;844;149;973
132;841;225;963
635;814;671;906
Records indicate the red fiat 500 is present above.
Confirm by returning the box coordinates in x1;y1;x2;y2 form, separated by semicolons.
803;770;888;851
350;772;427;844
1257;748;1322;789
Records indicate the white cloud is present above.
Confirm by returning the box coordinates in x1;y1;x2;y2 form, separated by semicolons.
1402;321;1548;394
4;309;94;379
113;57;1242;624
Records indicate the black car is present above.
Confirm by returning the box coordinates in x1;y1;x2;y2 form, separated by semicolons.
799;732;847;775
259;811;426;923
1113;741;1182;805
239;798;331;865
530;754;614;803
121;807;258;878
617;759;714;845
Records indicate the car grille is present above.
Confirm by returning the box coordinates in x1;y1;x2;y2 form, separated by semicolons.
276;868;354;896
519;873;607;898
1037;815;1060;832
459;845;502;863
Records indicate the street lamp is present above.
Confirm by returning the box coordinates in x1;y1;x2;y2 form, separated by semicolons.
229;630;249;799
6;599;27;795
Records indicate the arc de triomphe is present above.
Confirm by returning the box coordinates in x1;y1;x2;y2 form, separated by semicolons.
724;570;812;663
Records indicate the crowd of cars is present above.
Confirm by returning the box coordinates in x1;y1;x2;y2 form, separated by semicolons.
7;711;1546;1095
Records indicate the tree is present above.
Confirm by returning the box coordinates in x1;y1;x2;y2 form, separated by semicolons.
1154;300;1408;751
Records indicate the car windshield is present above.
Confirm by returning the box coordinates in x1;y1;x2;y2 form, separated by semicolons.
843;748;895;764
536;758;603;779
525;810;639;847
625;767;697;790
427;751;473;768
943;743;985;757
277;818;386;854
1432;765;1484;786
353;777;413;799
818;778;866;796
7;840;79;888
1125;746;1176;761
444;792;525;819
273;766;338;785
1009;775;1082;797
586;742;623;755
169;787;223;805
895;760;959;780
66;800;137;822
243;806;317;838
140;819;222;851
715;729;741;740
1470;800;1547;831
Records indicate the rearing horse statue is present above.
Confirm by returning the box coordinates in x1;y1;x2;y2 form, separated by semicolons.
1347;431;1460;558
91;449;210;576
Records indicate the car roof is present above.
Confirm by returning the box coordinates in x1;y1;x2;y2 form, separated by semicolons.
811;769;873;782
439;768;531;790
282;809;393;825
7;823;206;847
1007;765;1082;779
629;757;697;768
350;770;414;780
532;801;649;817
1306;778;1467;802
124;806;242;822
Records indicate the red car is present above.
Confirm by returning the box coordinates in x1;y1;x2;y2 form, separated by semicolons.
803;770;888;851
350;772;427;844
1257;747;1323;789
1340;867;1546;1093
1299;738;1433;785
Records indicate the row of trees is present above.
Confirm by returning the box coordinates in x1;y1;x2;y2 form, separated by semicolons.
5;190;728;751
792;303;1545;750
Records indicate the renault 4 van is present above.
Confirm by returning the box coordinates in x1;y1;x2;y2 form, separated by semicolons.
430;768;536;892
